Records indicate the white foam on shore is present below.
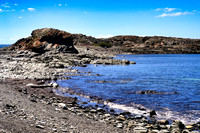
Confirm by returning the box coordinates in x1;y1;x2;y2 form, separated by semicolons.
57;87;200;125
104;101;150;116
155;109;200;124
103;101;200;124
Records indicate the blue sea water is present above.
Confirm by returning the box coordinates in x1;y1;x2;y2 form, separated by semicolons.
0;44;10;48
58;54;200;124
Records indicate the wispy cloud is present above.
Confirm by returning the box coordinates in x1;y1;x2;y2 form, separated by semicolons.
0;9;15;12
1;3;10;8
155;7;198;18
28;8;36;12
156;11;194;18
83;12;87;14
18;16;22;19
58;4;67;6
156;7;177;12
14;4;18;6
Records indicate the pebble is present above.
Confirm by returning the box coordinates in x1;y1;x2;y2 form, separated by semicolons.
57;103;67;109
116;115;126;121
185;125;193;129
36;125;45;129
133;126;148;133
158;120;169;125
116;123;123;128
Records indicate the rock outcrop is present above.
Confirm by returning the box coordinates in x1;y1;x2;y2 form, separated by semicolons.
6;28;200;54
73;34;200;54
8;28;78;54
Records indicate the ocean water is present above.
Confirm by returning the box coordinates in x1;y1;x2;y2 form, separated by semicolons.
0;44;10;48
58;54;200;124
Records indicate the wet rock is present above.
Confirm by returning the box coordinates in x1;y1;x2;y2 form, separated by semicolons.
150;110;157;117
191;131;200;133
49;82;59;88
116;115;126;121
133;126;148;133
134;114;144;119
185;125;194;129
170;120;185;132
120;111;131;116
128;121;135;128
97;108;105;113
136;90;164;94
5;104;15;109
182;129;191;133
36;125;45;129
90;58;134;65
57;103;67;109
90;109;97;113
26;83;52;88
116;123;124;128
158;120;169;125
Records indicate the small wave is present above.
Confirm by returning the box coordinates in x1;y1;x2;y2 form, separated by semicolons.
103;101;200;124
184;78;200;81
104;101;150;116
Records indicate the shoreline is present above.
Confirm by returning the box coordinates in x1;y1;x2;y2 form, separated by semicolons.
0;45;200;132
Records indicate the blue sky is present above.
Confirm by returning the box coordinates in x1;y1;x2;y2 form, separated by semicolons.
0;0;200;44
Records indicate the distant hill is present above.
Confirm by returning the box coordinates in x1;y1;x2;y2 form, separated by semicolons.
5;28;200;54
73;34;200;54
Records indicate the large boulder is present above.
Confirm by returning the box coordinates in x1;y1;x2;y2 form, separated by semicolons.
8;28;78;54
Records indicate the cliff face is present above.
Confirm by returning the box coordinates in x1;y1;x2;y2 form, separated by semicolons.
8;28;200;54
8;28;78;53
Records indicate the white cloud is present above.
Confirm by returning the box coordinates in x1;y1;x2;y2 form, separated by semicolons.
1;3;10;8
21;9;25;12
165;8;176;12
28;8;36;12
96;34;114;38
58;4;62;6
156;8;177;12
14;4;18;6
0;9;3;12
18;16;22;19
156;12;191;18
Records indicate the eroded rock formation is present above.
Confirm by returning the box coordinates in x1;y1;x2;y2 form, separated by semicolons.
8;28;78;54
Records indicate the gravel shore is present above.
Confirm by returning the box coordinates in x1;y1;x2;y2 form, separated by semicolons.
0;46;199;133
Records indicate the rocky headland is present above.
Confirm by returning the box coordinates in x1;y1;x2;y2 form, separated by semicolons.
72;33;200;54
0;28;200;132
